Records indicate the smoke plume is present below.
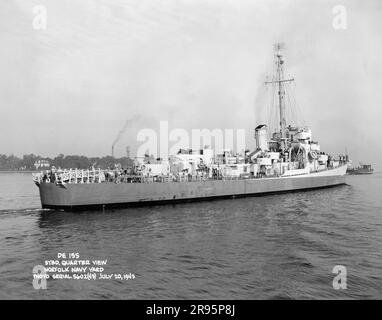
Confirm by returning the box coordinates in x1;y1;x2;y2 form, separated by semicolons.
112;114;142;152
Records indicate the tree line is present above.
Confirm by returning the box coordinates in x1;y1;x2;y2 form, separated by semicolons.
0;154;134;171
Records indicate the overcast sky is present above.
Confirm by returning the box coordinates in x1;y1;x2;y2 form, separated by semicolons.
1;0;381;167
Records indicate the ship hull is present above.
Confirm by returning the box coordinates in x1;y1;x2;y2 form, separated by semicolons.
347;171;373;175
37;165;347;211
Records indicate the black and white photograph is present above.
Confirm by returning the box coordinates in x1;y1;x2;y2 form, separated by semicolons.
0;0;381;307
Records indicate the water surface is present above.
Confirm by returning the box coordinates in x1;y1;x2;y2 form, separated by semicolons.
0;172;381;299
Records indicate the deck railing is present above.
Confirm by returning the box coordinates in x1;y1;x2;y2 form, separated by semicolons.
32;168;255;185
32;163;347;186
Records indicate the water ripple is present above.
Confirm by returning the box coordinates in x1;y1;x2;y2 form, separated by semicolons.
0;173;382;299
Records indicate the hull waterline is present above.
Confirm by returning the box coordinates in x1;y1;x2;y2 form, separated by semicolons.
38;165;347;211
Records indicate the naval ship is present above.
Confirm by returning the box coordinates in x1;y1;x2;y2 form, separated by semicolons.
33;45;349;211
347;163;373;175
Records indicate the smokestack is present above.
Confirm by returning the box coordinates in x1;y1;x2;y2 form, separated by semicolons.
112;145;114;158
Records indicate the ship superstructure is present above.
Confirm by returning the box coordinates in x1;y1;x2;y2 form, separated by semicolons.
33;45;349;210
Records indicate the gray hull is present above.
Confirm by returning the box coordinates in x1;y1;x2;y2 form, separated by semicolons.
38;165;347;211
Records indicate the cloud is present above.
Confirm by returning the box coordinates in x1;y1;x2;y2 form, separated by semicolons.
0;0;381;167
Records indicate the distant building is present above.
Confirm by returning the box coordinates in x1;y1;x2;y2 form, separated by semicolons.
34;160;50;170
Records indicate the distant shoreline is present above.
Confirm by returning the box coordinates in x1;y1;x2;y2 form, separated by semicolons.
0;170;39;173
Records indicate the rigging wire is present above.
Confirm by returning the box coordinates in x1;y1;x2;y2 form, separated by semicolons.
285;83;296;126
285;80;305;127
291;80;305;126
268;81;277;135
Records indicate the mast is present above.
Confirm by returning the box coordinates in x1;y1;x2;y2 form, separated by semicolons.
265;43;294;149
276;45;286;137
